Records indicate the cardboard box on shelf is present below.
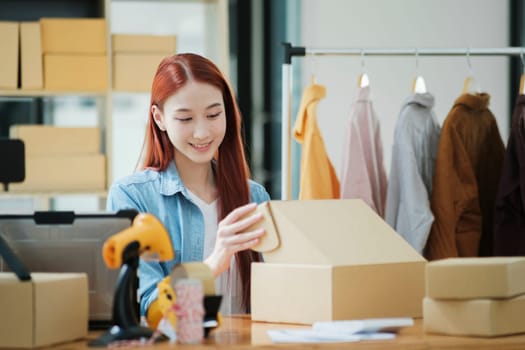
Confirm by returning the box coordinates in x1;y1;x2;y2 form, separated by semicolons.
426;257;525;299
113;53;167;92
0;272;88;348
423;295;525;337
40;18;107;54
20;22;43;90
250;199;427;325
44;54;108;91
112;34;176;53
9;154;106;192
111;34;175;92
0;21;19;89
10;125;100;156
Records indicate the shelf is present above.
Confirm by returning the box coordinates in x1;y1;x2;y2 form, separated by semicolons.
0;191;108;198
0;90;107;98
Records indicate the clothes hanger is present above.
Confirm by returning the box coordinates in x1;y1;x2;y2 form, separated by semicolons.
462;47;482;94
411;48;427;94
309;56;318;86
519;50;525;95
357;49;370;88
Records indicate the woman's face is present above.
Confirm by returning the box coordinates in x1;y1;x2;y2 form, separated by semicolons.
153;81;226;165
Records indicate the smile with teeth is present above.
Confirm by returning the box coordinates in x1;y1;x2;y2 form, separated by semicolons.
190;141;212;150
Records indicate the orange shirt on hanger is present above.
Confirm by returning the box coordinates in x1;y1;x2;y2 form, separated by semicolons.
293;84;340;199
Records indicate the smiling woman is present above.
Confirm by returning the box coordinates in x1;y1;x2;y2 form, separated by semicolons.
106;53;271;328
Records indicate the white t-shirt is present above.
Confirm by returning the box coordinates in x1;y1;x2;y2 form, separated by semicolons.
187;190;244;315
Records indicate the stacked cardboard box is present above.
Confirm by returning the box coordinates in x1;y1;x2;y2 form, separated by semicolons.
112;34;176;92
20;22;44;90
423;257;525;337
41;18;108;91
9;125;106;192
0;21;19;89
250;199;427;324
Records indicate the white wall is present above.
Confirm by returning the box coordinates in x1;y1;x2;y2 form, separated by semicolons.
297;0;510;186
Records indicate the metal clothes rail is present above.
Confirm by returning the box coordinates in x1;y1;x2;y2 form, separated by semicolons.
280;42;525;200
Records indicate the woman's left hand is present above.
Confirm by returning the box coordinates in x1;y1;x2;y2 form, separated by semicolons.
204;202;265;277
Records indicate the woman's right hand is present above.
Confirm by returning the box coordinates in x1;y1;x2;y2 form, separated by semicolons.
204;202;265;277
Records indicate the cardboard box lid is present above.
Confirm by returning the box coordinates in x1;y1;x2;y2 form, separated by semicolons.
251;199;425;265
112;34;176;53
426;257;525;299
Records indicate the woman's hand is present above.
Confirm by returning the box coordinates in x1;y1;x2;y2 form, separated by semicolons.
204;202;265;277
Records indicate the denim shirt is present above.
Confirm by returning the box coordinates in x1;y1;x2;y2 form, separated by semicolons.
106;160;271;315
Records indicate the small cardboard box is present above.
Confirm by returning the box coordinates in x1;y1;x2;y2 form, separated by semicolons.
10;125;100;156
113;53;167;92
9;154;106;192
0;272;88;348
423;295;525;337
250;199;427;324
44;54;108;91
426;257;525;299
112;34;176;53
111;34;175;92
40;18;107;54
20;22;43;90
0;21;19;89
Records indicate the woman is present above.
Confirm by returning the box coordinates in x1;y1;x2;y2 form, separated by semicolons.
107;53;270;327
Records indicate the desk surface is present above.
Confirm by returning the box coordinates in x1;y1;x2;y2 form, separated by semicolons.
45;316;525;350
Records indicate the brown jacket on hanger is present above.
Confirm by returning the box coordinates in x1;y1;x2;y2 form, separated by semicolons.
493;94;525;255
425;93;504;260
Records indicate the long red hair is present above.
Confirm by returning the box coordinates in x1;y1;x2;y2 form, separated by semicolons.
140;53;261;310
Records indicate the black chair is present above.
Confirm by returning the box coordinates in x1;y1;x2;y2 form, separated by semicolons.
0;139;25;191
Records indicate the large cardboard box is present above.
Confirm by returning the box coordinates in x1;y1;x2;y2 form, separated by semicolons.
9;154;106;192
0;272;88;348
20;22;43;90
44;54;108;91
40;18;107;54
0;21;19;89
112;34;176;53
113;53;167;92
426;257;525;299
423;295;525;337
250;199;427;324
10;125;100;156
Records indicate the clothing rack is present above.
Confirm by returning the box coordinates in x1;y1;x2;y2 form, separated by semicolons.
280;42;525;200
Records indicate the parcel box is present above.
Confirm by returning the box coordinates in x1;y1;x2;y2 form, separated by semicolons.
9;154;106;192
112;34;176;92
44;54;108;91
10;125;100;156
40;18;107;54
0;272;88;348
250;199;427;324
426;257;525;299
423;295;525;337
0;21;19;89
20;22;43;90
113;53;166;92
112;34;176;53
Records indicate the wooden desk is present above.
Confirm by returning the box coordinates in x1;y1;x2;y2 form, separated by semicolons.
45;316;525;350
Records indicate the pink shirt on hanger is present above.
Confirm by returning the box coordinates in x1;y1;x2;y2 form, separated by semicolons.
340;86;388;217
